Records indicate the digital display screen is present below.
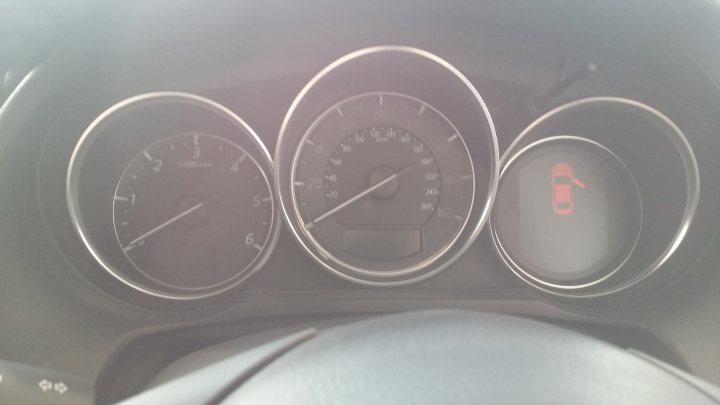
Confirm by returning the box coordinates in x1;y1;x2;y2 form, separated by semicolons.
493;139;642;286
343;228;423;262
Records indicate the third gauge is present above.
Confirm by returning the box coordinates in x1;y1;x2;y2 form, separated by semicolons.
491;136;642;289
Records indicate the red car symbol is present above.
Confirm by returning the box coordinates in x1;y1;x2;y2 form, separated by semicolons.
551;163;585;216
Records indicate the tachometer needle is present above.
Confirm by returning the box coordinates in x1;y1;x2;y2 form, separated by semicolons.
123;194;220;251
306;165;414;229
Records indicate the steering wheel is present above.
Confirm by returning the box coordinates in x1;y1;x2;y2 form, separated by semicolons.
119;310;720;404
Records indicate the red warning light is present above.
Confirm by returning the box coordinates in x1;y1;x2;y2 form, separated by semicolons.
551;163;585;216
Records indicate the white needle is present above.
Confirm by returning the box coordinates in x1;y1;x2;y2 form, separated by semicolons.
124;195;218;250
307;165;414;228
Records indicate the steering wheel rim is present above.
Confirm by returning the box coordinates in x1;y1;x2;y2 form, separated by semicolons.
120;310;720;404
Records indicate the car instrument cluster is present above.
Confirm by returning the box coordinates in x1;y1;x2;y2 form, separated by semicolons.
64;46;699;301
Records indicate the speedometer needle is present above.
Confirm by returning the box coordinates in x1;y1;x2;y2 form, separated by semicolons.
123;194;220;251
306;165;414;229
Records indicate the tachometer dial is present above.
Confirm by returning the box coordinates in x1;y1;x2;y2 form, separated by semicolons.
114;133;274;291
67;92;279;301
291;92;475;277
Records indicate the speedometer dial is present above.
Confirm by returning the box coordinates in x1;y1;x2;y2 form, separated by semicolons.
275;46;499;286
291;92;475;276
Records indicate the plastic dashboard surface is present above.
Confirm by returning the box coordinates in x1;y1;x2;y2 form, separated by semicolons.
1;0;720;401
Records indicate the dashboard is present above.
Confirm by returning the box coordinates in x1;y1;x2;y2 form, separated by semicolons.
2;0;720;403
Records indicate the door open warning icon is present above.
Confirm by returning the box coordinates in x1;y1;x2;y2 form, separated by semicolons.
551;162;586;216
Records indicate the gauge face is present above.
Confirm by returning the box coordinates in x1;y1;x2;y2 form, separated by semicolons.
113;132;274;290
492;136;642;288
290;92;475;276
276;47;498;286
67;92;280;301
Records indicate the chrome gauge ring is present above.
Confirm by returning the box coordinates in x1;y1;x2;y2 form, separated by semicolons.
67;92;280;300
275;46;499;285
